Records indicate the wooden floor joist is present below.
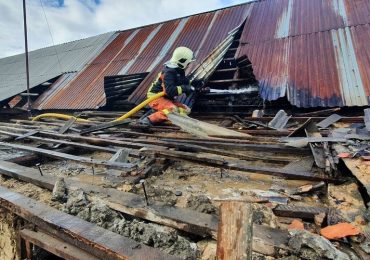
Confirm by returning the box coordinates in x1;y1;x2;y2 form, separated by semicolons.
0;186;177;260
0;141;134;171
0;129;289;163
0;160;289;255
0;125;296;164
141;148;338;182
20;229;99;260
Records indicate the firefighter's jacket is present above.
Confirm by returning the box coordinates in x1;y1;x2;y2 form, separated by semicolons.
147;66;190;100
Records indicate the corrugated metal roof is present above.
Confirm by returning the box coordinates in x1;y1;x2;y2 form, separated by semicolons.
37;4;251;109
4;0;370;110
241;0;370;43
237;0;370;107
0;32;116;103
128;4;251;105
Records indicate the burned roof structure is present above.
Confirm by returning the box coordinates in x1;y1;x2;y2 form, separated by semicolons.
0;0;370;110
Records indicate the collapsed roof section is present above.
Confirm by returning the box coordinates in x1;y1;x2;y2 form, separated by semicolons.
237;0;370;107
0;32;116;106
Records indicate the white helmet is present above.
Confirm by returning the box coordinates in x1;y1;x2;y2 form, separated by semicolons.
169;47;195;69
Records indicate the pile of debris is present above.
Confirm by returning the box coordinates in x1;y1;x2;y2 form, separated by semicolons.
0;107;368;259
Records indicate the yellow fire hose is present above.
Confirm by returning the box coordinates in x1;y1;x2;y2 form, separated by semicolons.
31;113;91;123
31;91;165;123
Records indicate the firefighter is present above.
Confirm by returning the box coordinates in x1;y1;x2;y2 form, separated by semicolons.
140;46;196;125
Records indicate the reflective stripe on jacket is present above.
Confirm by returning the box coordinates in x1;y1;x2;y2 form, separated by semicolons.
147;66;189;99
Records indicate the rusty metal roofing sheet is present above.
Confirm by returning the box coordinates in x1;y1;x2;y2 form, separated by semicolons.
0;32;116;103
241;0;370;43
128;4;251;105
237;0;370;107
37;3;251;109
238;24;370;107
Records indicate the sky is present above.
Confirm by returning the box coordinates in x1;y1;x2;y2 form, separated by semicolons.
0;0;251;58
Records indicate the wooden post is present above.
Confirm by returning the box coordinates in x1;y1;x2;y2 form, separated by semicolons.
217;201;253;260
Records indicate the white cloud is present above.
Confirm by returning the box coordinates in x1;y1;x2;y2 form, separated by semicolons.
0;0;250;58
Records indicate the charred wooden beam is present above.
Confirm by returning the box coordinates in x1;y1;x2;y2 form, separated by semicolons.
161;138;311;155
273;205;328;220
0;142;134;171
140;149;338;182
0;130;119;155
58;117;77;134
0;186;176;260
20;229;99;260
81;119;131;134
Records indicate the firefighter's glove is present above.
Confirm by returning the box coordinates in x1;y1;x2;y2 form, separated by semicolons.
182;84;195;95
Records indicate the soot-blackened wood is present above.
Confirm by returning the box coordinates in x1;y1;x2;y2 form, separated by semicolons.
81;119;131;134
0;130;118;154
0;186;178;260
141;149;338;182
58;117;76;134
161;138;311;155
273;205;328;220
217;202;253;260
0;142;134;171
20;229;99;260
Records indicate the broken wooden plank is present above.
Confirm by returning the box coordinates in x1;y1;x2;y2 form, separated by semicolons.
15;130;39;141
161;138;311;155
286;181;326;195
217;202;253;260
58;117;77;134
0;186;177;260
0;130;119;155
316;114;342;128
0;142;134;171
81;119;131;134
0;160;289;254
273;205;328;220
20;229;99;260
140;148;338;182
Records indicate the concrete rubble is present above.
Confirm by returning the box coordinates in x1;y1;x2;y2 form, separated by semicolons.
288;230;350;260
63;189;199;259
